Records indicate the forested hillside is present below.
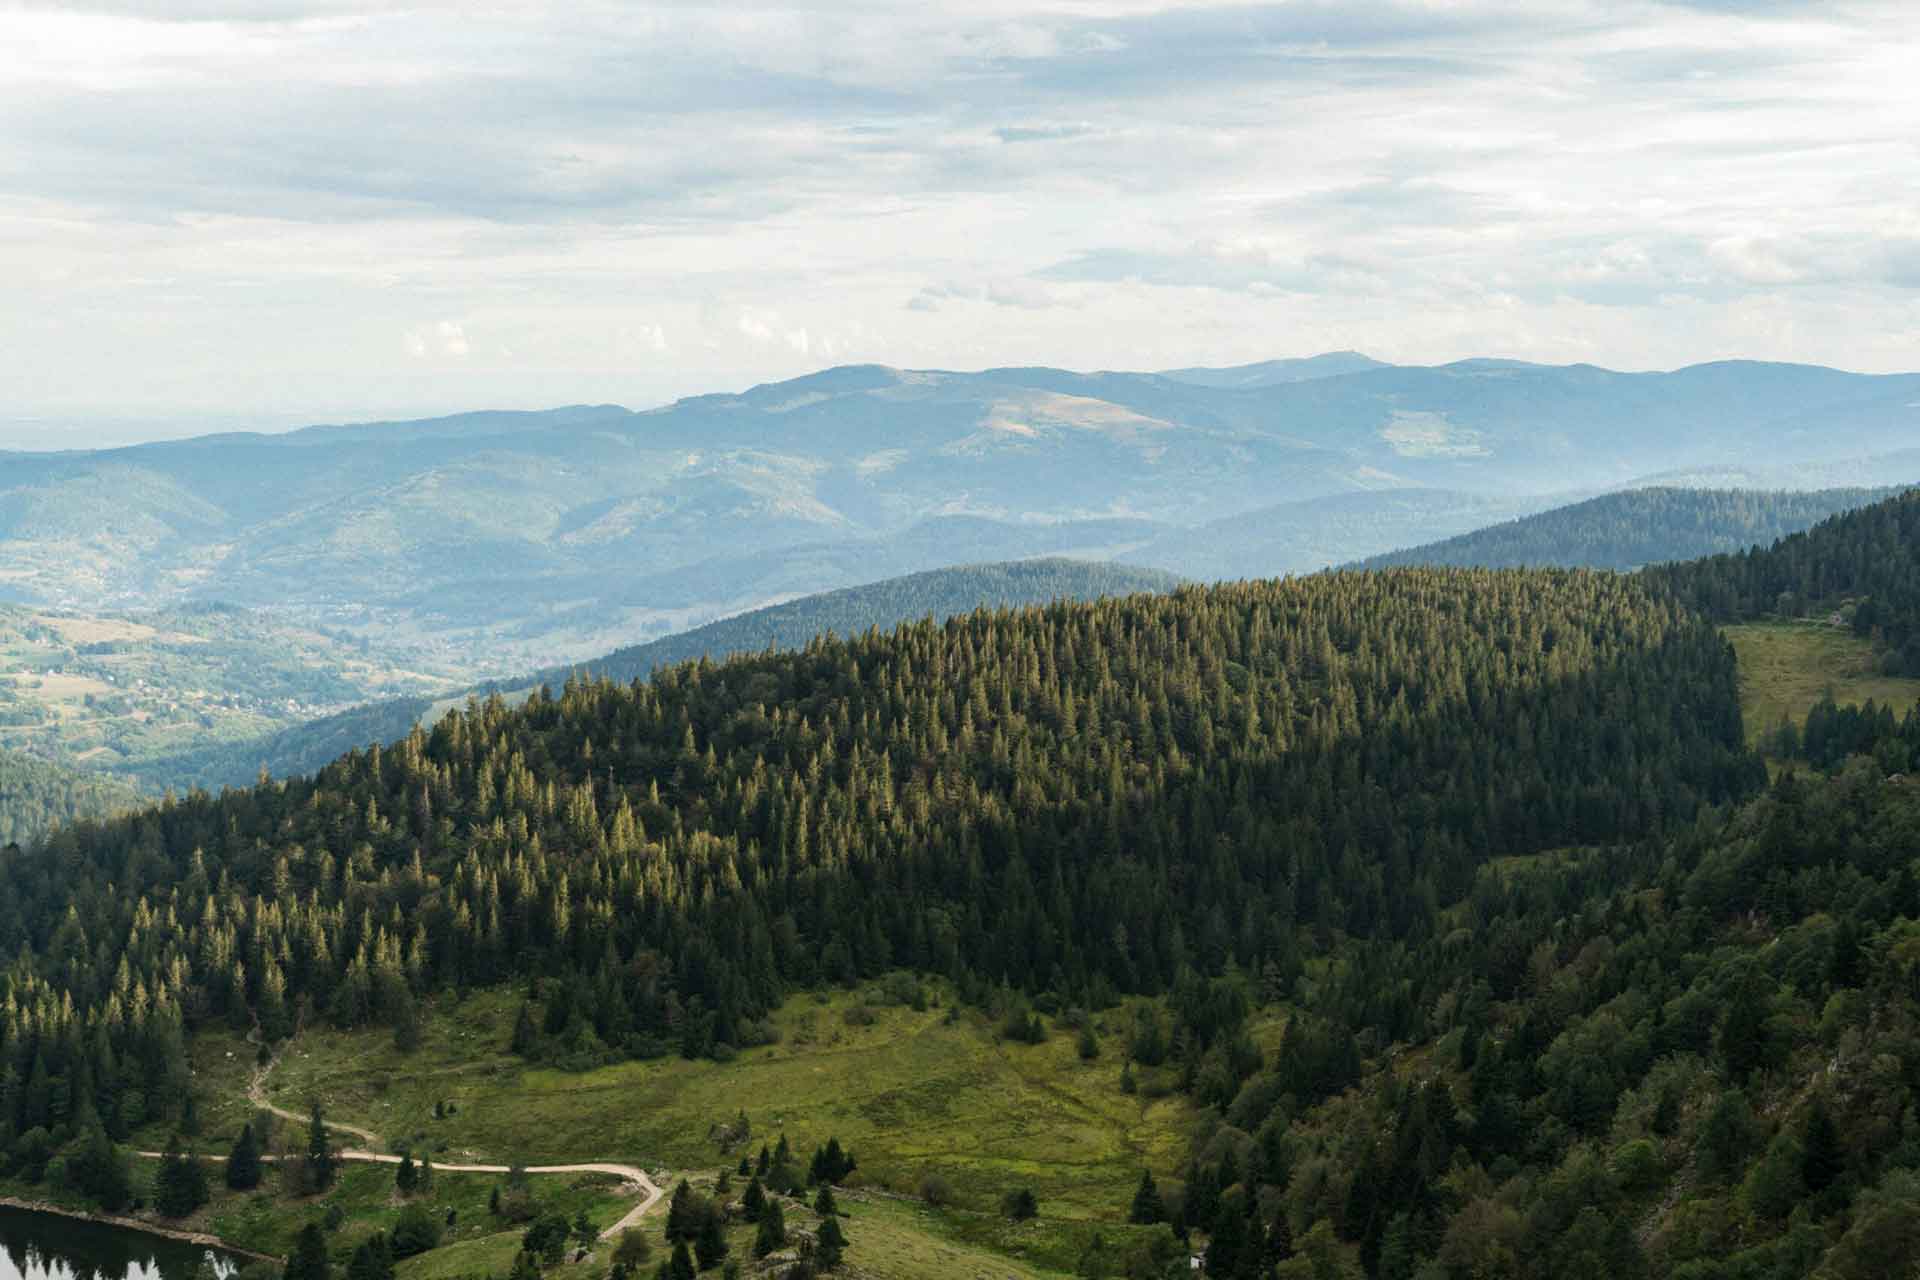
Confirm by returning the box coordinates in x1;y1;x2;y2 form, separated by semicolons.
0;569;1752;1133
135;559;1178;792
0;749;138;846
18;487;1920;1277
515;557;1180;690
1358;486;1900;573
1647;487;1920;674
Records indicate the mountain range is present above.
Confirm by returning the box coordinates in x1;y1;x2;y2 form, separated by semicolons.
7;355;1920;670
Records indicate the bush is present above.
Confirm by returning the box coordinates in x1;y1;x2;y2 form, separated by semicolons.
1002;1187;1039;1221
522;1213;572;1264
390;1205;443;1258
1610;1139;1662;1192
613;1230;653;1267
919;1173;955;1206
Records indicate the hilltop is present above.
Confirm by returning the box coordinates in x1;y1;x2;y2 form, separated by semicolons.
5;356;1919;668
130;558;1178;791
1357;485;1908;573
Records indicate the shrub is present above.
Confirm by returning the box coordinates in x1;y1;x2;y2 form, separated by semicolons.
919;1173;955;1206
390;1205;443;1258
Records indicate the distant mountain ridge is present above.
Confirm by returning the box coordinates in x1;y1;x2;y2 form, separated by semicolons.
5;355;1919;670
1355;485;1910;573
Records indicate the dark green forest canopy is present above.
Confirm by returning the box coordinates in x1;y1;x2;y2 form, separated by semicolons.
0;749;139;847
1646;487;1920;673
138;558;1178;793
1357;485;1902;574
0;569;1755;1111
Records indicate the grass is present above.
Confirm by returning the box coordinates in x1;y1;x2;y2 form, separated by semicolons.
240;983;1198;1276
1725;621;1920;745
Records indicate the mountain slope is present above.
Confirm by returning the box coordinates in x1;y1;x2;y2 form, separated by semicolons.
0;747;139;845
1648;487;1920;673
1126;488;1548;581
5;358;1920;666
131;558;1180;791
1357;485;1904;573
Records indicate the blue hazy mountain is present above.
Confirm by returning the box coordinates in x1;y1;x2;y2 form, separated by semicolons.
5;356;1919;669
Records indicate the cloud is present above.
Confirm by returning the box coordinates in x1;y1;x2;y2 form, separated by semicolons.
404;321;470;359
3;0;1919;427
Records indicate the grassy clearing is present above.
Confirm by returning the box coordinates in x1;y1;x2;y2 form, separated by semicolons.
245;984;1199;1276
1725;622;1920;745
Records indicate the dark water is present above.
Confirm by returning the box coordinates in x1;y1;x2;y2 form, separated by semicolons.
0;1207;242;1280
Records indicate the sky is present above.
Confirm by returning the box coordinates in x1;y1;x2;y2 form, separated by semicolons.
3;0;1918;444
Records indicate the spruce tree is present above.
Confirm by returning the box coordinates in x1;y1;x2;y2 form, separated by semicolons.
1128;1170;1164;1224
668;1241;696;1280
815;1215;847;1270
813;1184;838;1217
694;1210;728;1271
665;1179;696;1243
307;1102;336;1190
155;1137;210;1217
1801;1094;1845;1194
227;1122;262;1191
742;1176;767;1223
396;1153;418;1194
287;1223;332;1280
752;1200;787;1258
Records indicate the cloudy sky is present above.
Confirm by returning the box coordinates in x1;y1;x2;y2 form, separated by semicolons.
4;0;1917;442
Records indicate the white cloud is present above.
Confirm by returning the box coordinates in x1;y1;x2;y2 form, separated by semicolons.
3;0;1918;429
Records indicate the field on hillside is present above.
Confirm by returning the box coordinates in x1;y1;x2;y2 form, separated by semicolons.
233;985;1201;1276
1725;621;1920;744
0;603;468;779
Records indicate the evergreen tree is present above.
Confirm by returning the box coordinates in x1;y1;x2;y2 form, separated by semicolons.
694;1210;728;1271
668;1241;696;1280
1128;1170;1165;1224
155;1137;211;1218
396;1153;418;1194
815;1215;847;1271
307;1102;337;1190
666;1180;696;1243
753;1201;787;1258
287;1223;332;1280
227;1122;263;1191
1802;1094;1846;1195
741;1176;767;1223
813;1184;838;1218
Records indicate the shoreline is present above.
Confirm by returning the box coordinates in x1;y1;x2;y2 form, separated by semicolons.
0;1194;281;1263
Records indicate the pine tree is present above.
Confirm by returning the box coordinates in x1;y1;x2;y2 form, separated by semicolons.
742;1176;767;1223
668;1241;696;1280
227;1122;263;1191
155;1137;210;1217
1265;1209;1294;1263
1802;1094;1845;1194
814;1184;838;1217
397;1153;418;1194
815;1215;847;1271
753;1200;787;1258
665;1180;696;1243
307;1102;336;1190
694;1209;728;1271
1128;1169;1164;1224
287;1223;332;1280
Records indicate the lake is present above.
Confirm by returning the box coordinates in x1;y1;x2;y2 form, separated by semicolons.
0;1207;242;1280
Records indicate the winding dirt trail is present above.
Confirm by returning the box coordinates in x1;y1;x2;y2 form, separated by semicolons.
147;1048;666;1241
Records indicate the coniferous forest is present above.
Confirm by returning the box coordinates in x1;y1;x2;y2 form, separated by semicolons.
5;490;1920;1278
